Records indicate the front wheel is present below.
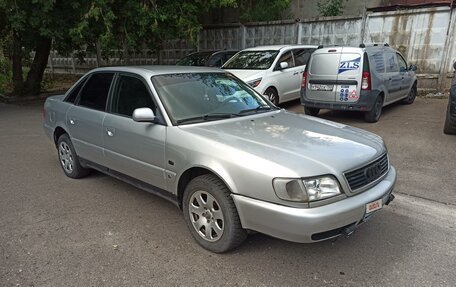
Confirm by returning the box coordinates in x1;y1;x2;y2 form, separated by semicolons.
401;84;417;105
264;87;279;106
364;95;383;123
183;174;247;253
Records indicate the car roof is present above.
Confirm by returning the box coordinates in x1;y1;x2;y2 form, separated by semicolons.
90;65;225;77
243;45;318;51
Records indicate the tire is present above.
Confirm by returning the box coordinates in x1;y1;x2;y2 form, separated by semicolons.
443;107;456;135
264;87;279;106
183;174;247;253
304;106;320;116
57;134;90;179
364;95;383;123
401;84;417;105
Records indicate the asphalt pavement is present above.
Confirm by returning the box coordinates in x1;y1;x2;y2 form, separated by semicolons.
0;98;455;286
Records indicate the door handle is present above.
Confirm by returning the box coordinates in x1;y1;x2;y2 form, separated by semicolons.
293;72;299;75
106;128;115;137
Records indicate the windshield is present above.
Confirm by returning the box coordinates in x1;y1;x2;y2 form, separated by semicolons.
222;50;279;70
151;73;275;125
176;52;213;66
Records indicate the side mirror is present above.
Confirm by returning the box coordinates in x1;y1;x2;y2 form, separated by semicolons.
279;62;289;70
132;107;156;123
409;64;417;71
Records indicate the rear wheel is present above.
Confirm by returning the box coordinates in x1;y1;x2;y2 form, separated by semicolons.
183;174;247;253
304;106;320;116
57;134;90;179
364;95;383;123
264;87;279;106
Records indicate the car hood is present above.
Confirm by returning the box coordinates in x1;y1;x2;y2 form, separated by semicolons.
180;110;386;177
225;69;266;82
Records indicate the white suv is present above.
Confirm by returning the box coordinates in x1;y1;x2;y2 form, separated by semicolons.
223;45;317;105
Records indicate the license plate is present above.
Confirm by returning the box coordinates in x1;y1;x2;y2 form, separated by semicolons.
311;84;333;91
365;199;383;214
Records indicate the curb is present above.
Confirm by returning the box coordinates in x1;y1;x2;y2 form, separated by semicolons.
0;91;66;104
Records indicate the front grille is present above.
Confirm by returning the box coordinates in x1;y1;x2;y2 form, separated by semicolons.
344;153;389;191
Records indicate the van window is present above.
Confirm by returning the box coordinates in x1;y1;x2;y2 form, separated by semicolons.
371;53;385;73
293;49;314;67
276;51;294;69
397;53;407;71
310;53;340;75
385;53;398;73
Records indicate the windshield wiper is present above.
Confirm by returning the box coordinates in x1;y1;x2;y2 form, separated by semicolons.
237;106;275;115
176;113;239;124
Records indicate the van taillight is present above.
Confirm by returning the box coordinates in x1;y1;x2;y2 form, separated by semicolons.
361;71;371;90
301;71;308;90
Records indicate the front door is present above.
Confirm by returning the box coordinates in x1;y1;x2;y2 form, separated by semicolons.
397;53;413;98
271;50;301;102
384;52;402;103
103;73;167;190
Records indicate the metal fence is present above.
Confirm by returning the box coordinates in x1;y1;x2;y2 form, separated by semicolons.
48;6;456;91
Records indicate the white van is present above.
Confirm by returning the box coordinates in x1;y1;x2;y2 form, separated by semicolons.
301;44;417;122
223;45;317;105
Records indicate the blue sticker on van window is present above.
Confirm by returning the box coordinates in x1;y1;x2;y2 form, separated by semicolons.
338;57;361;74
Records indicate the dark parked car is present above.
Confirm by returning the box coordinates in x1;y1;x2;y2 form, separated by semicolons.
176;50;238;67
444;62;456;134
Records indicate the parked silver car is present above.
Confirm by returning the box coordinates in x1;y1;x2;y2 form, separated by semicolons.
301;44;417;122
43;66;396;252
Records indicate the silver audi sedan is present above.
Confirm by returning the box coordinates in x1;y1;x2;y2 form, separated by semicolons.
43;66;396;253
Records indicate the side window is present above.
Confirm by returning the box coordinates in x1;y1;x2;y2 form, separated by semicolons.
293;48;314;67
78;73;114;111
397;53;407;72
276;51;294;69
65;77;87;103
371;53;385;74
207;54;223;67
385;53;398;73
111;75;156;117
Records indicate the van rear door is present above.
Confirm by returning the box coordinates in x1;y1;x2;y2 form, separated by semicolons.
335;47;362;104
307;48;342;102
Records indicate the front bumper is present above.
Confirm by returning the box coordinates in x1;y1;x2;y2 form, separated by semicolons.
232;166;396;243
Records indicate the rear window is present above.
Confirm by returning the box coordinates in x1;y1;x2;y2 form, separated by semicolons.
310;53;341;75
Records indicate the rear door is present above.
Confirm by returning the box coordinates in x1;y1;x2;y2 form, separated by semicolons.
67;72;114;166
335;48;362;104
307;48;342;102
103;73;167;189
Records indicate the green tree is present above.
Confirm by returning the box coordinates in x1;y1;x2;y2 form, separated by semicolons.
317;0;346;17
238;0;292;22
0;0;236;97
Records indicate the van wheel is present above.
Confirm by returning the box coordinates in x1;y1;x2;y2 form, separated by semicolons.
444;107;456;134
401;84;417;105
364;96;383;123
264;87;279;106
183;174;247;253
304;107;320;116
57;134;90;179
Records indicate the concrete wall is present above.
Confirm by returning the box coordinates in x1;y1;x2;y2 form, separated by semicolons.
48;6;456;91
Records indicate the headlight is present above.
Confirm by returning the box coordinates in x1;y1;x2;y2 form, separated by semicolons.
247;78;262;88
273;176;341;202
